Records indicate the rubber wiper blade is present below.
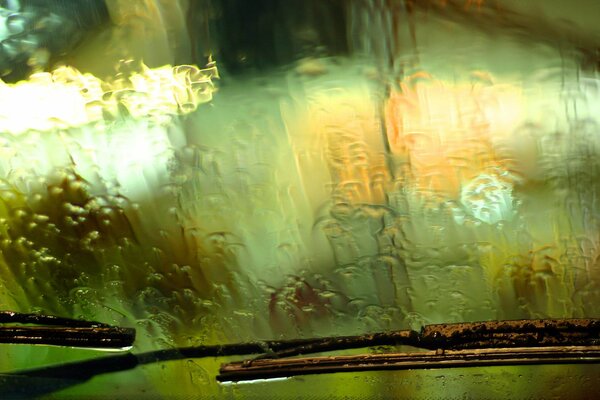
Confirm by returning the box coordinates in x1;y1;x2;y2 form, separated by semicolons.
0;311;135;350
218;346;600;382
218;319;600;382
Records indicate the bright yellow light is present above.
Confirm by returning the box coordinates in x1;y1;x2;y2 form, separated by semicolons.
0;62;218;135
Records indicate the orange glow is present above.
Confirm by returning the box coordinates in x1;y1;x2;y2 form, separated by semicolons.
385;72;523;200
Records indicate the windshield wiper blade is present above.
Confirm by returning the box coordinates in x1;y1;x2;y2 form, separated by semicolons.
2;318;599;392
219;319;600;362
218;319;600;382
0;311;135;350
218;345;600;382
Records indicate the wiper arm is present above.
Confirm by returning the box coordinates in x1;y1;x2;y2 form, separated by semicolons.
0;311;135;350
3;313;594;355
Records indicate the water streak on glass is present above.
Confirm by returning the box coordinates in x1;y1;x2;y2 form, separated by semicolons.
0;0;599;398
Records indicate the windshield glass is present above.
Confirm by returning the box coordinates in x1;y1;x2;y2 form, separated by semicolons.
1;0;600;398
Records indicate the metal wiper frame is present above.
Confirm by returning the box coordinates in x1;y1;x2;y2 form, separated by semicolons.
0;311;136;350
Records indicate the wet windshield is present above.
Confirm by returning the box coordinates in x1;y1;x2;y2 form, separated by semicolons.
1;0;600;398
